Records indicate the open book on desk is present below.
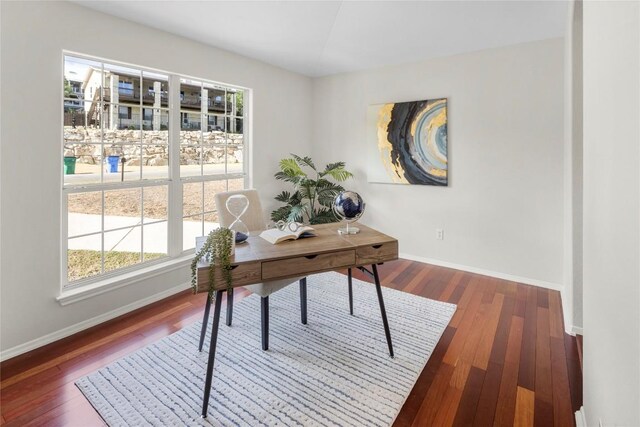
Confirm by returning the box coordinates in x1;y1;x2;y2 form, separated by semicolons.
259;225;316;244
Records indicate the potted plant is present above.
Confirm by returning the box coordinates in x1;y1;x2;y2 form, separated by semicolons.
190;227;235;301
271;154;353;224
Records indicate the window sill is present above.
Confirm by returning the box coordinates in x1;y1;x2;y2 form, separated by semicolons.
57;255;193;306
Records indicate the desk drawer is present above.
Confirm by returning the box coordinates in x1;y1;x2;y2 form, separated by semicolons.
262;250;355;280
197;262;261;292
356;241;398;265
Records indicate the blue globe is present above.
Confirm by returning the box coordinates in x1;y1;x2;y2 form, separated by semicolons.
333;191;365;222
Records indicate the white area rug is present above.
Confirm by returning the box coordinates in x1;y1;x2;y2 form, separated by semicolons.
76;272;456;426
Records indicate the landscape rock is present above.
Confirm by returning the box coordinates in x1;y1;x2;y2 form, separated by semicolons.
63;126;243;166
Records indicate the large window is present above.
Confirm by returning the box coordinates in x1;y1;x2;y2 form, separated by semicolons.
63;54;248;288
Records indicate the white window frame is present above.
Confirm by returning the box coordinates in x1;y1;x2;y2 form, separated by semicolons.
60;52;251;301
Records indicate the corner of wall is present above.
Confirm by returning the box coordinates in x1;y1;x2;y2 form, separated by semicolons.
562;0;584;338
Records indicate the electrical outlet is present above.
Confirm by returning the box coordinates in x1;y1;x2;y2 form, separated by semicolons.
436;229;444;240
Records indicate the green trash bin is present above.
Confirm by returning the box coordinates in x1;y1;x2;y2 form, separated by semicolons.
64;156;77;175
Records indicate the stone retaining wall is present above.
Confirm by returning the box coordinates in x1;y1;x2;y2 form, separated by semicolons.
63;126;243;166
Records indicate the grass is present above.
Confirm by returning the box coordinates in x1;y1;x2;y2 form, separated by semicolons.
66;179;243;218
68;249;165;282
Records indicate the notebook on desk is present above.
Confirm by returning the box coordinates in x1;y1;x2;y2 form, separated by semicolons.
259;225;316;244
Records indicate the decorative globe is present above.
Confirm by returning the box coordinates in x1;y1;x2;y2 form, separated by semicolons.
333;191;365;234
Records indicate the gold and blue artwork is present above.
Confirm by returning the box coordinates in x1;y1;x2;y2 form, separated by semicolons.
367;98;448;186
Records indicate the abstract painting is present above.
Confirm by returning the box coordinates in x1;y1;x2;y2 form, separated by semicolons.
367;98;448;186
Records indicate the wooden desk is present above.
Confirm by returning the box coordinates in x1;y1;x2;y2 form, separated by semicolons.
196;223;398;418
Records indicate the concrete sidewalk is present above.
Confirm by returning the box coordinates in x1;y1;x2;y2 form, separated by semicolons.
68;213;217;253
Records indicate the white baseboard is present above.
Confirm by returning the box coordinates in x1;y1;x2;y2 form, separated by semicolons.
561;291;574;336
399;253;582;335
0;281;191;362
575;406;587;427
399;252;564;292
399;253;583;335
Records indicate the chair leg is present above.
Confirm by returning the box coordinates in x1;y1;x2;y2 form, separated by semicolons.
226;288;233;327
198;294;212;352
201;290;224;418
300;278;308;325
261;296;269;351
348;268;354;315
372;264;394;358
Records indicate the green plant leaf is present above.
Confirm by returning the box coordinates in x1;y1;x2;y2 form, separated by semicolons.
190;227;234;302
291;154;316;171
288;204;306;223
270;205;292;222
274;171;302;184
290;190;303;205
279;158;305;177
321;162;353;182
322;161;345;171
298;178;315;200
315;178;341;190
318;189;343;207
274;190;291;203
310;207;340;224
315;179;344;206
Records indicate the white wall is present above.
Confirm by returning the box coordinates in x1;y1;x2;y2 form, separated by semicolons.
583;1;640;425
0;1;312;356
311;39;565;288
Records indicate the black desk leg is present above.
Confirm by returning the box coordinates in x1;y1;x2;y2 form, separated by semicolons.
201;290;224;418
261;296;270;351
226;288;234;327
300;278;308;325
372;264;394;358
348;268;354;315
198;294;212;352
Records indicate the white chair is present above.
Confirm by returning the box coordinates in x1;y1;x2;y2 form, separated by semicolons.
199;189;307;351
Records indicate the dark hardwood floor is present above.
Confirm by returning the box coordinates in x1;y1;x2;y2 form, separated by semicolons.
0;260;582;426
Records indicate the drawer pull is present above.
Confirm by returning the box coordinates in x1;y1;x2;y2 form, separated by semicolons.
304;255;318;260
372;244;383;249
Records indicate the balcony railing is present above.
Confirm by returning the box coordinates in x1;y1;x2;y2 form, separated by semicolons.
96;89;229;113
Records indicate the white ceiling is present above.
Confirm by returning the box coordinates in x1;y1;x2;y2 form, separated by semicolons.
74;0;568;77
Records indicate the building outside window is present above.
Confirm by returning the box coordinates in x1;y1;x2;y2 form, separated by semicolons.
118;80;134;96
119;106;131;119
62;54;248;289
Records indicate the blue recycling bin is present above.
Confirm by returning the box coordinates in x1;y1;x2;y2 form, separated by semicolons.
107;156;120;173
